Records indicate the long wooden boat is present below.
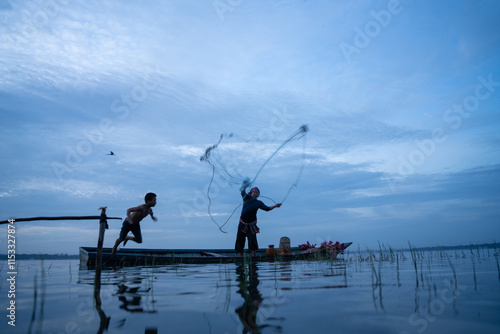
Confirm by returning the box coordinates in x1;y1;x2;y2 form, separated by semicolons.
80;242;352;269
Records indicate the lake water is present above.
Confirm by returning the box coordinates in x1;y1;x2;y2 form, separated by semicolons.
1;246;500;334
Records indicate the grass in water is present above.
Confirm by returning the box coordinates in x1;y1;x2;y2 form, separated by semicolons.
496;256;500;281
396;253;401;287
447;254;458;290
472;257;477;291
408;241;419;288
28;274;38;334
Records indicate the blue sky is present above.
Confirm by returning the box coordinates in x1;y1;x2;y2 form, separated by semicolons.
1;0;499;254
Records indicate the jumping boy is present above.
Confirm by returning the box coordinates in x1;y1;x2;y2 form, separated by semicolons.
111;192;158;255
235;185;281;257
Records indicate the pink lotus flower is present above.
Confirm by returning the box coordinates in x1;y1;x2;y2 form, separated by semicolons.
299;240;346;255
298;241;316;250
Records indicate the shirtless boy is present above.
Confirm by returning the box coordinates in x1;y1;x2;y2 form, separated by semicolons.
111;192;158;255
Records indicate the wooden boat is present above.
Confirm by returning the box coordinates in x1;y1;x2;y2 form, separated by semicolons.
80;242;352;269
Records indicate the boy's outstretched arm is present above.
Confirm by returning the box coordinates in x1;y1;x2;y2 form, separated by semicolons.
150;210;158;222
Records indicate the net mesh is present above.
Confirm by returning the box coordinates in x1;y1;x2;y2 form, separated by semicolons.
200;124;309;233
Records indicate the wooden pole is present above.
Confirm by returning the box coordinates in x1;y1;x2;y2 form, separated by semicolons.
0;215;121;225
95;207;108;270
94;207;110;332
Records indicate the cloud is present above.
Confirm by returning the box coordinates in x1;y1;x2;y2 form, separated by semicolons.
1;1;164;93
13;178;121;198
1;0;499;253
19;224;96;237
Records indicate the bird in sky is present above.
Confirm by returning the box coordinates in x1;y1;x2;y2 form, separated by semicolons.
107;151;115;156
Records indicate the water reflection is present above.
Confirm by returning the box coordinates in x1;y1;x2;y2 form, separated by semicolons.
9;250;500;333
277;261;292;282
79;266;158;333
116;279;156;314
235;262;263;333
371;262;385;312
93;269;110;334
28;259;47;334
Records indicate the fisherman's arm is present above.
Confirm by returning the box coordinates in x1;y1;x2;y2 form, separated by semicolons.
261;203;282;211
240;178;251;198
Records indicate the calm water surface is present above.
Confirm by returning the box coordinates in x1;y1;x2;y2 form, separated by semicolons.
1;247;500;334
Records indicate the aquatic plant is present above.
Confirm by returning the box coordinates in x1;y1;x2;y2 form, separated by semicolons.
370;260;384;311
496;256;500;281
447;254;458;290
408;242;419;287
472;257;477;291
68;262;72;284
396;253;401;287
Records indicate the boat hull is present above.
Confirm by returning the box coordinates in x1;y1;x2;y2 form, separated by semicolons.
80;243;352;269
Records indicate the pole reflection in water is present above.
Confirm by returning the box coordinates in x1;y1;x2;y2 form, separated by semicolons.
89;266;157;333
93;268;110;334
28;258;47;334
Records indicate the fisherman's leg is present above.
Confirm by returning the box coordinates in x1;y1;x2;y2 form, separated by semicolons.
235;225;246;256
235;236;245;256
248;234;258;257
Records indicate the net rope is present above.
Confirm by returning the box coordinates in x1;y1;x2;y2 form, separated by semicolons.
200;125;308;233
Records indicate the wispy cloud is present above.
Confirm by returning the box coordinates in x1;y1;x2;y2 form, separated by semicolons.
14;178;121;198
1;0;499;253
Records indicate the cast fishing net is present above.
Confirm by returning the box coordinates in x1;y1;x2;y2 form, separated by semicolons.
200;124;309;233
